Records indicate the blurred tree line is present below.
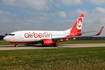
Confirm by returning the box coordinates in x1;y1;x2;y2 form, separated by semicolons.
76;37;105;40
0;35;5;40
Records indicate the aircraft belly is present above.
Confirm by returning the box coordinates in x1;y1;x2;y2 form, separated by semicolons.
22;38;40;42
9;37;40;42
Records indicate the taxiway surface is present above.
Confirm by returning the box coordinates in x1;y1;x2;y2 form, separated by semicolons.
0;43;105;50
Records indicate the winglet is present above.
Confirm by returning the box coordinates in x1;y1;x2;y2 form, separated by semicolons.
96;26;104;35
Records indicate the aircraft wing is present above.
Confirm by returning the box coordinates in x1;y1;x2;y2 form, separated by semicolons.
52;26;104;42
77;31;96;35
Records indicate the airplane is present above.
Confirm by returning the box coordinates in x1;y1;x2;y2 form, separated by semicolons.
3;14;104;47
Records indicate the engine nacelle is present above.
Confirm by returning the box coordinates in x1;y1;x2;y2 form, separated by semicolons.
41;39;54;46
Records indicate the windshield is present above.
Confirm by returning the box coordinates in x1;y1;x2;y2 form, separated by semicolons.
5;34;15;36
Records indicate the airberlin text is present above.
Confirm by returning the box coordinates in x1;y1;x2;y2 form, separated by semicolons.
24;32;52;38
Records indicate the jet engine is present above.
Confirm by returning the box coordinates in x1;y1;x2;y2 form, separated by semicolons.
41;39;54;46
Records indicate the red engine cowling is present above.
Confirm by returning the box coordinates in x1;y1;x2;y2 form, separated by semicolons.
41;39;54;46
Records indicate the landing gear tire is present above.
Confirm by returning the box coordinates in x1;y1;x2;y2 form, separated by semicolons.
15;44;18;47
53;43;57;47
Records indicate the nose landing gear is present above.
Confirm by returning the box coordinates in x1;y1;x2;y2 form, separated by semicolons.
15;44;18;47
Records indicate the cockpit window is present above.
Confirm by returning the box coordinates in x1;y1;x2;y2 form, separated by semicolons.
5;34;15;36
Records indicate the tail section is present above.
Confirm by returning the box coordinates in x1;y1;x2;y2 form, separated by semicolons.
67;14;84;37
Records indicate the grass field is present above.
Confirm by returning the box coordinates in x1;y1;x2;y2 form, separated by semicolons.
0;41;12;45
0;47;105;70
0;40;105;45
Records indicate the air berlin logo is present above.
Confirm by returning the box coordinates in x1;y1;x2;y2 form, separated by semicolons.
24;32;52;38
76;17;83;30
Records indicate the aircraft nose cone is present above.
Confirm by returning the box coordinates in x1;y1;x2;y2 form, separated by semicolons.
3;36;8;41
3;37;6;41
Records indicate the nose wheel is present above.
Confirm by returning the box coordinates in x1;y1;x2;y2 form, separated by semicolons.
15;44;18;47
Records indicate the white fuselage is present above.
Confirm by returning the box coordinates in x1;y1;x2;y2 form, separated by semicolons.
4;30;70;42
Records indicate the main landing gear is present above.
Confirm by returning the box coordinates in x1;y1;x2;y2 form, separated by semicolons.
53;43;57;47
